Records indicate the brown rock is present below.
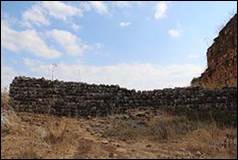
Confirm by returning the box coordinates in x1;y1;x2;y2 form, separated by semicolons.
191;14;237;89
146;144;152;148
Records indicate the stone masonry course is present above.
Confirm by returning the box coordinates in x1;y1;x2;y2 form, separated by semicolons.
9;76;237;125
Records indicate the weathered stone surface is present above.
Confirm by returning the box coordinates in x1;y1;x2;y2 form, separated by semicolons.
9;76;237;125
191;14;237;89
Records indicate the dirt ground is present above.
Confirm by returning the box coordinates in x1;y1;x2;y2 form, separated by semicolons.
1;109;237;159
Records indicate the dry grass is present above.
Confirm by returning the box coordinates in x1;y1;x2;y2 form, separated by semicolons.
16;146;40;159
1;88;10;110
102;113;201;142
1;96;237;159
102;112;237;158
44;120;67;144
180;126;237;158
73;138;93;159
1;111;237;159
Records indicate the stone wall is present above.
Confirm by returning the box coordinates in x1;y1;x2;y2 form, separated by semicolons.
191;13;237;89
9;76;237;125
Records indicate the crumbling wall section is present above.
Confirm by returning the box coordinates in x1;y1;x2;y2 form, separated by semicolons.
9;76;237;125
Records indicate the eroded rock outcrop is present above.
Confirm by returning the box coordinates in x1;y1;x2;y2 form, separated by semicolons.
191;14;237;89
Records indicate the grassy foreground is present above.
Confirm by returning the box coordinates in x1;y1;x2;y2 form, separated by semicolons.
1;91;237;159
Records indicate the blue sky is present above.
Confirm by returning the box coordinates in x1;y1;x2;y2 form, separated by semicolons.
1;1;237;90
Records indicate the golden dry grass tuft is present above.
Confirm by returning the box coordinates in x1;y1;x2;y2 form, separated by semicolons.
16;146;40;159
73;138;93;159
44;120;67;144
102;113;200;142
1;88;10;110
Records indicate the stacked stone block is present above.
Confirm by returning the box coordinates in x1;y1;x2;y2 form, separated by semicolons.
9;76;237;125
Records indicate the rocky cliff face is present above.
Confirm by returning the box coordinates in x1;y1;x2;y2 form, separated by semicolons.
191;14;237;89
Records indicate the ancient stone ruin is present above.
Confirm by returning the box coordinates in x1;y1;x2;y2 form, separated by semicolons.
191;14;237;89
9;76;237;125
8;14;237;125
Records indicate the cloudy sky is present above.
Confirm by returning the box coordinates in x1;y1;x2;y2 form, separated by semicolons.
1;1;237;90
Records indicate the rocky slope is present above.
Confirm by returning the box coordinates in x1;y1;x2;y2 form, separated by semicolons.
191;14;237;89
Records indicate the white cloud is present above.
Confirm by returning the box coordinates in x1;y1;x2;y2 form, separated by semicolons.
41;1;82;20
89;42;103;55
120;21;131;27
2;12;22;27
47;29;89;56
79;1;92;12
154;1;168;20
72;23;80;32
111;1;147;8
112;1;131;8
168;29;181;38
23;57;42;67
1;20;62;58
89;1;108;15
1;65;18;90
168;22;183;38
22;3;49;27
23;59;203;90
187;54;201;59
22;1;82;27
95;43;102;49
